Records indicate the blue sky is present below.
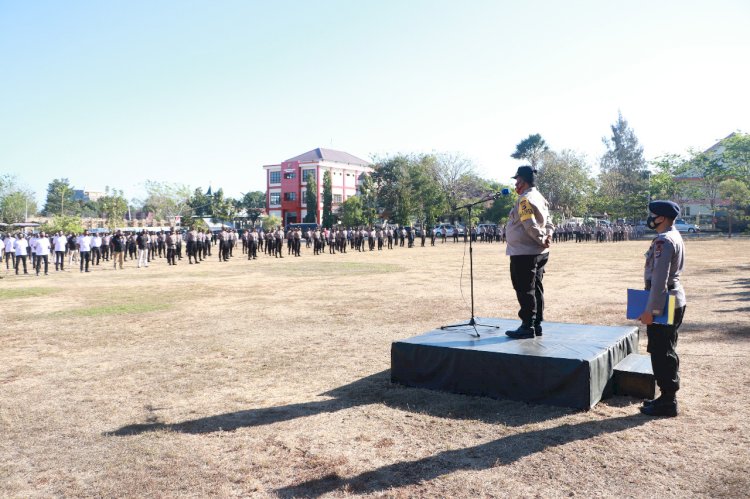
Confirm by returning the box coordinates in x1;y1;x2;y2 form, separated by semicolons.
1;0;749;205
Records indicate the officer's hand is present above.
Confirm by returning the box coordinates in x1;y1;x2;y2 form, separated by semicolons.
638;311;654;326
543;237;551;248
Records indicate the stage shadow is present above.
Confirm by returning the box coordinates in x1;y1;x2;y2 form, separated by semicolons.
107;370;570;436
275;414;648;497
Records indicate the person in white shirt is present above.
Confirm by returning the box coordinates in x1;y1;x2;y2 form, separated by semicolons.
76;230;93;272
91;233;102;266
13;233;29;274
29;234;38;269
52;231;67;271
34;231;51;276
4;233;16;270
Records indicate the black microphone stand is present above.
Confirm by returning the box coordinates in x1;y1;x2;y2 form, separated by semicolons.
440;194;501;337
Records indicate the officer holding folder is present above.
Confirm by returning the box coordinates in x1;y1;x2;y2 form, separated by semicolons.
639;200;686;417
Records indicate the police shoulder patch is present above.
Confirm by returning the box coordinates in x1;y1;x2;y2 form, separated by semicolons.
654;239;665;258
519;198;534;221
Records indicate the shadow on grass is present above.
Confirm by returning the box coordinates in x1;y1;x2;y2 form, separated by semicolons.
680;322;750;342
275;414;648;497
107;370;573;436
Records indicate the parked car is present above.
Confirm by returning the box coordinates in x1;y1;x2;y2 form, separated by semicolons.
433;223;456;236
674;219;700;233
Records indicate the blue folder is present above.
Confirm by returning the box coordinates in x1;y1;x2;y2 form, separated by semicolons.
626;289;676;325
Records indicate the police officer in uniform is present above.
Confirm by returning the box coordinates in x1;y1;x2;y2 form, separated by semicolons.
639;200;686;417
505;166;555;339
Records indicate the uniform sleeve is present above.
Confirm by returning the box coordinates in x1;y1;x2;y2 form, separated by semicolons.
645;238;674;313
519;197;548;247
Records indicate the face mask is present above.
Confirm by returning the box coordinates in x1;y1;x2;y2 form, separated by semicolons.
646;215;661;230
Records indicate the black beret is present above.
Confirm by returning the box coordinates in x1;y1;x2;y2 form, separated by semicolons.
512;165;536;184
649;200;680;219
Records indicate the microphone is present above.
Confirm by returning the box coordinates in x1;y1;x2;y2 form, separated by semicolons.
490;188;511;199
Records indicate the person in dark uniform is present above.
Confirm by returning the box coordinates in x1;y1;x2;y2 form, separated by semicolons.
504;166;555;339
639;200;686;417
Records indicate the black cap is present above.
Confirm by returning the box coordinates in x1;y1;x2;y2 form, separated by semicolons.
512;165;536;184
649;200;680;219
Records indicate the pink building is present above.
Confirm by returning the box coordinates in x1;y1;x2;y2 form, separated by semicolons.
263;148;373;225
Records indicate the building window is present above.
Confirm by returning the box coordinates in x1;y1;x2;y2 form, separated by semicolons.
301;189;306;205
270;192;281;205
333;194;342;203
284;192;296;201
283;170;296;180
302;169;316;182
270;171;281;184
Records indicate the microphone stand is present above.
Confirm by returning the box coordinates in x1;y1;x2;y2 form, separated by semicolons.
440;194;501;337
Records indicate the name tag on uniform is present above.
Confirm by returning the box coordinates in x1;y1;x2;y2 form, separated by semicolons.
519;199;534;221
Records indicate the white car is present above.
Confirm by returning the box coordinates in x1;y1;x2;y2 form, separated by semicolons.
674;219;700;233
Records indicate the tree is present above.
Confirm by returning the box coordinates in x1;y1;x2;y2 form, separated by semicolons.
338;195;365;227
188;188;213;217
98;186;128;228
0;190;37;224
41;215;84;235
720;132;750;185
322;170;334;228
211;188;237;224
719;179;750;236
511;133;549;169
536;150;594;219
303;173;318;223
139;181;192;223
43;178;77;216
407;154;447;228
598;112;649;219
358;174;378;225
685;149;728;214
240;190;266;226
262;215;282;231
433;152;477;213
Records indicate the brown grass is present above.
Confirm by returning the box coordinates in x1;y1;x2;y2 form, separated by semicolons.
1;238;749;498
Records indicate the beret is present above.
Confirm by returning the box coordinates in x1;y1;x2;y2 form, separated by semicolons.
649;200;680;219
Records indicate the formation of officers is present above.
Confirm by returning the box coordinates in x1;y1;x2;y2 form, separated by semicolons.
0;217;649;277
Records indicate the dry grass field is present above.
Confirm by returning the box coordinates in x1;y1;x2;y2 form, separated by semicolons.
1;237;748;498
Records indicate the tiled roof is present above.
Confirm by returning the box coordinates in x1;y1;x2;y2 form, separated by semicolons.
285;148;370;166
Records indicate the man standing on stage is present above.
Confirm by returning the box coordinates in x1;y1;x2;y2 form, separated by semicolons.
505;166;555;339
638;200;686;417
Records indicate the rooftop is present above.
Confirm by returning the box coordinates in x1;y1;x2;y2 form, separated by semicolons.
285;148;370;167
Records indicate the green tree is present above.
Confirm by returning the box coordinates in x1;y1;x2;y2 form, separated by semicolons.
262;215;282;231
41;215;85;234
339;195;365;227
0;190;37;224
98;187;129;228
303;173;318;223
720;132;750;184
408;154;447;228
188;187;212;217
322;170;334;227
686;149;728;214
358;174;378;225
511;133;549;169
211;188;237;224
719;179;750;236
598;112;649;219
535;150;595;219
42;178;77;216
239;190;266;226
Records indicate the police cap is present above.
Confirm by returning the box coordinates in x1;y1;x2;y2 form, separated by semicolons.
649;200;680;219
512;165;536;184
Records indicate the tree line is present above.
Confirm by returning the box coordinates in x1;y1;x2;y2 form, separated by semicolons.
2;113;748;232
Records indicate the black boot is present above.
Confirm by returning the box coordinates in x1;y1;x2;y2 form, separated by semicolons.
533;323;543;336
505;324;535;339
640;394;678;417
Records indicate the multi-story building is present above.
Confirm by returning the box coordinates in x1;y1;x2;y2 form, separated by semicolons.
263;148;373;225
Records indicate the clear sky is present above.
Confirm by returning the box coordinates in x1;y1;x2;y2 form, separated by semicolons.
1;0;749;205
